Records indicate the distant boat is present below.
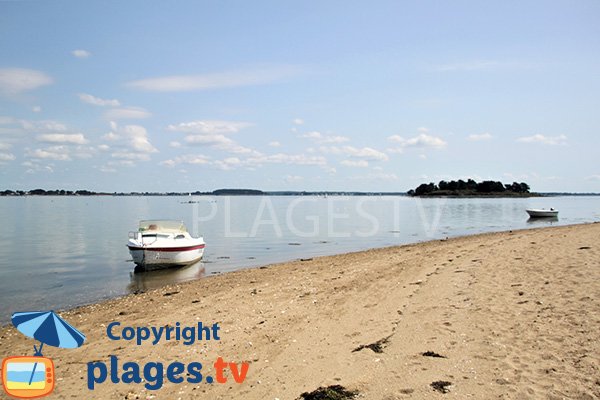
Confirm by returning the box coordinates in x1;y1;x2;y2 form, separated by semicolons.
526;208;558;218
127;220;205;271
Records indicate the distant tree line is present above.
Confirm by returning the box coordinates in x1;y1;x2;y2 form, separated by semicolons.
0;188;406;196
212;188;265;195
1;189;99;196
408;179;531;196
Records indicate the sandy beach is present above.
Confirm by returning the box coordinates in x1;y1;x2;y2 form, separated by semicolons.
1;223;599;399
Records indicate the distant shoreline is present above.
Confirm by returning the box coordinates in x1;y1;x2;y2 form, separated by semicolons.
2;189;599;197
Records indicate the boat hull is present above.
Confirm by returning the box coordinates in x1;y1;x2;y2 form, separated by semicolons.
128;244;205;271
526;209;558;218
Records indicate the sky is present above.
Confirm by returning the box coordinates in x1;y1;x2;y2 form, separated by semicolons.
1;1;599;193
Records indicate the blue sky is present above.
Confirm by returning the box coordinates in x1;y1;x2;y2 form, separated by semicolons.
1;0;599;192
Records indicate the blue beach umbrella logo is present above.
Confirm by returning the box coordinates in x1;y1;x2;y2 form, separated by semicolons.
11;311;86;356
2;311;86;398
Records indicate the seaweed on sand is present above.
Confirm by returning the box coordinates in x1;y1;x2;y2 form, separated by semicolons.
298;385;359;400
430;380;452;393
422;351;447;358
352;334;392;353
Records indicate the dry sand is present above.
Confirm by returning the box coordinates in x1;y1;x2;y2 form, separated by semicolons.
1;223;599;399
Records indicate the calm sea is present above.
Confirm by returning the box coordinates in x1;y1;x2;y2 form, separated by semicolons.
0;195;598;322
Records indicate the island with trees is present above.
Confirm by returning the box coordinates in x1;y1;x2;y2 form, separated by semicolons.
407;179;536;197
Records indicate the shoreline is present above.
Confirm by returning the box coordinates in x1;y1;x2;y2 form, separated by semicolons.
0;222;579;327
1;223;599;398
0;223;594;326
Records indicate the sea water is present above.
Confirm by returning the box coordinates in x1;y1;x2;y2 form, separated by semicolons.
0;195;598;322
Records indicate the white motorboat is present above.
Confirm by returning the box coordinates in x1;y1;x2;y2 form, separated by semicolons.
526;208;559;218
127;220;205;270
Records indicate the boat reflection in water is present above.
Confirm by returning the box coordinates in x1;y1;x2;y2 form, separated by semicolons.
127;261;205;294
526;216;559;225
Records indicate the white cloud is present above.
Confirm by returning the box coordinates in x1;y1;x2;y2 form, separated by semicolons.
160;154;211;167
586;175;600;181
184;133;259;155
22;160;54;174
516;134;567;145
111;152;151;161
42;121;68;132
32;106;41;113
104;123;158;162
214;157;242;171
468;133;493;141
293;118;304;125
0;152;15;162
127;65;304;92
13;120;97;162
341;159;369;168
121;125;158;153
27;146;71;161
102;132;119;141
247;153;327;167
104;107;151;120
19;120;68;132
301;131;350;144
97;144;110;151
24;122;96;161
78;93;121;107
72;49;91;59
387;130;447;152
37;133;88;145
170;122;260;156
344;146;388;161
321;145;388;161
27;165;54;174
268;141;281;147
29;144;95;161
0;68;53;94
169;141;182;148
0;117;62;136
161;151;325;171
168;120;252;134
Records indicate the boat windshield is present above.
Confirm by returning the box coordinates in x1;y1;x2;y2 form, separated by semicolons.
139;220;187;233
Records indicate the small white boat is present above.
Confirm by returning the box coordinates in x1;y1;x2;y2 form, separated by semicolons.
526;208;559;218
127;220;205;270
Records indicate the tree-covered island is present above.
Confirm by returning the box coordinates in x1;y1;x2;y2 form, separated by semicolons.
408;179;536;197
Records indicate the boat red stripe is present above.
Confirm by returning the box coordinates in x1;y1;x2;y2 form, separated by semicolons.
128;244;206;252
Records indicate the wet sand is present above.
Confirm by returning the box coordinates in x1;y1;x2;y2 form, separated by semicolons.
1;223;599;399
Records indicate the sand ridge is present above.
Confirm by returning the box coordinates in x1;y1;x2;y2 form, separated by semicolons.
0;223;599;399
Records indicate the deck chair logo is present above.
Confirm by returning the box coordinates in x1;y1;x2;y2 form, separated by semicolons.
2;311;86;398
